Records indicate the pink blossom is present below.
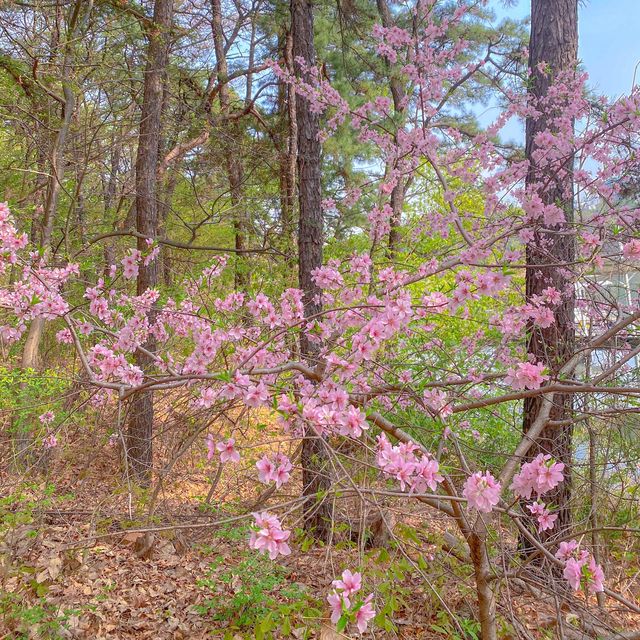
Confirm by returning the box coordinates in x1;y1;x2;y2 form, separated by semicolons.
43;433;58;449
243;382;269;407
587;556;605;594
332;569;362;597
248;511;291;560
216;438;240;463
413;458;444;492
338;406;369;438
355;594;376;633
542;287;562;305
143;245;160;266
505;361;548;390
376;434;443;494
537;510;558;532
256;455;275;483
556;541;605;593
327;591;349;624
312;266;344;290
563;557;584;590
529;305;555;328
526;500;559;532
511;454;565;499
462;471;501;513
55;328;73;343
205;434;216;461
255;453;292;488
622;239;640;259
555;539;579;561
423;389;452;419
527;501;546;516
39;411;55;425
537;459;565;493
121;250;141;279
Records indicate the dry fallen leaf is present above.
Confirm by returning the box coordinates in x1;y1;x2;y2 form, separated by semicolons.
319;623;351;640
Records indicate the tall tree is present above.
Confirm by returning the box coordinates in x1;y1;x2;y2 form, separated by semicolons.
291;0;331;540
523;0;578;539
277;26;297;270
20;0;93;372
211;0;248;291
375;0;407;259
127;0;174;483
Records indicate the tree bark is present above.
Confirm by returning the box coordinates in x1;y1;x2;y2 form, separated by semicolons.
21;0;89;372
468;528;497;640
523;0;578;544
376;0;406;260
292;0;331;541
211;0;248;292
127;0;174;484
278;28;298;272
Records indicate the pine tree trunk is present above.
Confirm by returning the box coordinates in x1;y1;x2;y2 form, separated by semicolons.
16;0;88;464
523;0;578;544
278;28;297;273
376;0;406;259
211;0;248;292
127;0;174;485
291;0;331;541
21;0;85;373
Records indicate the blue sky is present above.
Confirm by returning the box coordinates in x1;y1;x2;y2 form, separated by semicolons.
493;0;640;97
485;1;640;142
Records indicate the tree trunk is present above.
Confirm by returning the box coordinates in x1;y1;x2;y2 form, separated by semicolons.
523;0;578;545
21;0;87;372
127;0;174;485
15;0;89;465
279;28;298;273
376;0;406;260
211;0;248;292
292;0;331;541
468;528;497;640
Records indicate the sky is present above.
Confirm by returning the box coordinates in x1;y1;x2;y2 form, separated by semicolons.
487;0;640;142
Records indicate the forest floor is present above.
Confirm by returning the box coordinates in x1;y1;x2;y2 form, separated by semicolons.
1;418;639;639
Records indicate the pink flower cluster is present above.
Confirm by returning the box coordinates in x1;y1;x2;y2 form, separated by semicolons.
248;512;291;560
256;453;293;488
462;471;502;513
622;239;640;259
42;433;58;449
511;454;565;499
527;501;558;532
311;265;344;290
505;361;548;390
511;454;565;532
423;389;453;419
121;249;141;280
277;382;370;439
206;435;240;463
86;345;144;386
39;411;55;425
327;570;376;633
0;202;28;266
556;541;604;594
376;434;443;493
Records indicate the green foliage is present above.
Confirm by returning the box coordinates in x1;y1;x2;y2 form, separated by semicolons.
430;610;482;640
195;536;321;638
0;592;81;639
0;481;72;531
0;367;68;440
362;544;415;633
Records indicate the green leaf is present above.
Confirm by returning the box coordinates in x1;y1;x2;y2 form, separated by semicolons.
377;547;390;563
336;614;349;633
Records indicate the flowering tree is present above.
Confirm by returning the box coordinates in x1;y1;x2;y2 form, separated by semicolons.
2;1;640;637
